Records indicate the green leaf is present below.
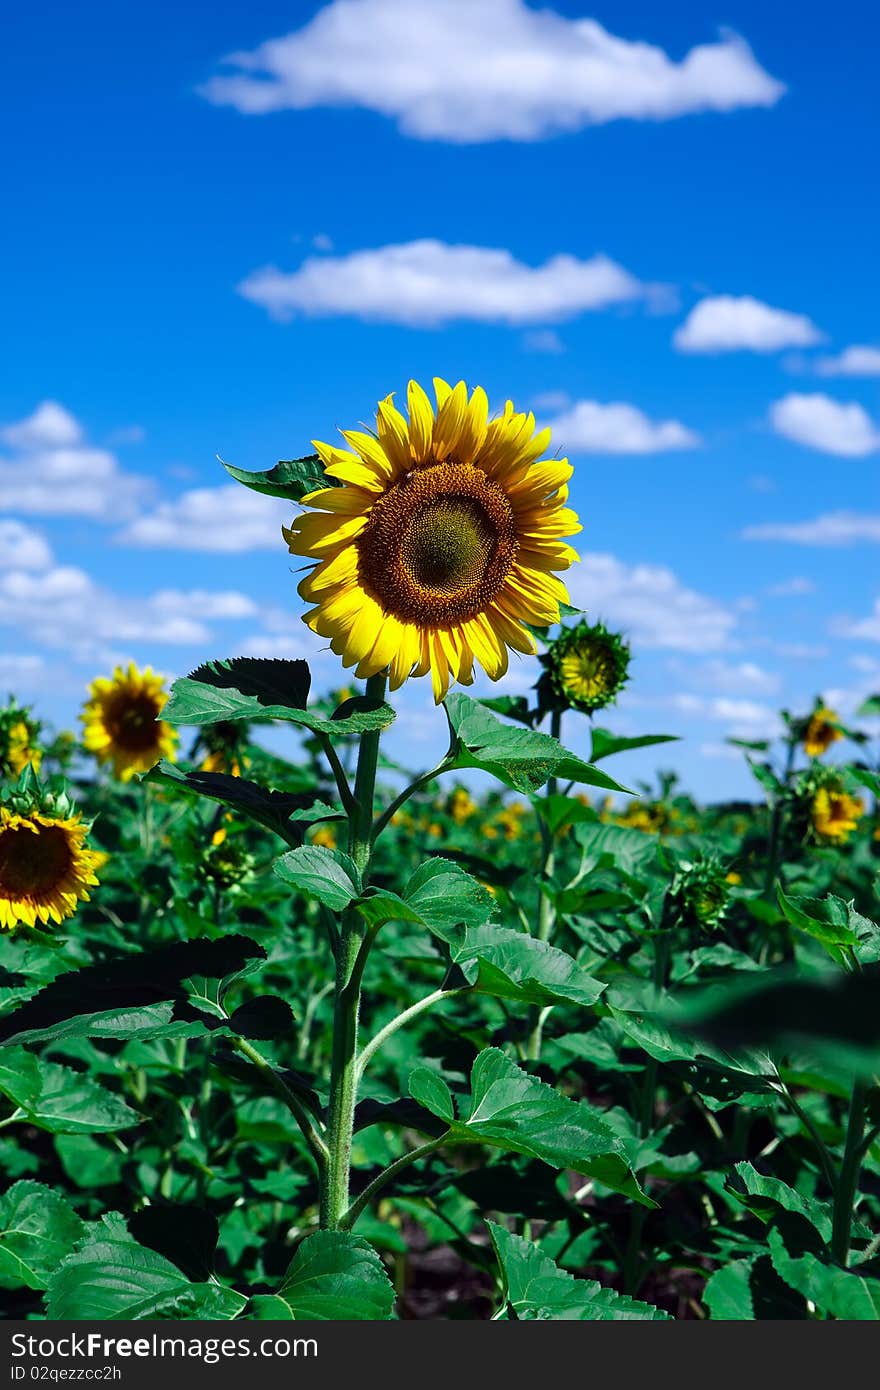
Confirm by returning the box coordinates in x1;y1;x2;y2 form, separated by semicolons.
856;694;880;718
408;1067;455;1123
477;696;536;726
488;1224;668;1320
164;658;394;737
703;1259;755;1320
46;1221;247;1320
262;1230;395;1320
404;859;495;935
274;845;361;912
0;936;265;1048
574;821;660;878
728;1162;833;1243
851;766;880;797
776;886;859;951
0;1182;85;1291
451;1050;651;1205
145;762;336;842
443;694;630;795
0;1047;42;1108
223;453;329;501
590;729;679;762
450;924;605;1008
17;1060;139;1135
768;1218;880;1320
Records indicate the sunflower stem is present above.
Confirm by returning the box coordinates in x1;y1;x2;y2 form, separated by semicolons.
321;671;386;1230
831;1080;870;1267
525;709;561;1061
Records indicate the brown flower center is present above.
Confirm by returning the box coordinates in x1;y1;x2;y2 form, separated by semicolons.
105;694;162;751
0;824;71;900
357;462;518;624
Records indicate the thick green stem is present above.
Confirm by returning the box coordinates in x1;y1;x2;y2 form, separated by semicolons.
525;709;561;1061
623;931;671;1294
831;1080;869;1268
320;672;386;1230
764;736;796;901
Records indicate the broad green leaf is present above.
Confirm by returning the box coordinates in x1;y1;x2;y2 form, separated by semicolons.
574;820;660;878
164;658;394;736
263;1231;395;1320
851;766;880;796
274;845;361;912
728;1162;833;1243
703;1259;755;1320
0;1047;42;1108
856;694;880;718
223;453;329;500
46;1222;246;1320
477;696;536;726
404;859;495;935
353;889;424;931
776;886;859;950
768;1221;880;1320
145;762;336;843
17;1061;139;1135
0;936;265;1048
408;1067;455;1123
451;1050;651;1205
590;729;679;762
450;924;605;1008
0;1182;85;1290
488;1224;668;1320
444;694;630;795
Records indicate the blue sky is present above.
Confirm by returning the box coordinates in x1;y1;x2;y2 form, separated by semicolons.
1;0;878;799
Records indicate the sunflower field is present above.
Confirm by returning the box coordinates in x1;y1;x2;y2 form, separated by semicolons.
1;381;879;1324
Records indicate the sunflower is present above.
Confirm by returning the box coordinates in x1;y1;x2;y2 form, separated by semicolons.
540;619;630;715
81;663;178;781
811;785;864;842
802;705;842;758
0;807;105;931
1;703;42;778
284;379;581;701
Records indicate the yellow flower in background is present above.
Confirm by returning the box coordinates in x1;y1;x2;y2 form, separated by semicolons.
803;706;842;758
6;721;42;777
0;808;105;931
811;786;864;842
285;378;581;702
312;825;338;850
448;788;478;825
81;663;178;781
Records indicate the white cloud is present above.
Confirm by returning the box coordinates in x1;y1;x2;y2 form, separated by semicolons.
769;393;880;457
0;566;257;658
766;576;816;596
568;552;736;651
547;399;699;454
815;345;880;378
118;484;291;552
671;693;780;738
0;520;53;570
0;402;151;520
835;599;880;643
238;240;647;327
672;658;781;696
743;511;880;545
522;329;565;354
200;0;784;142
674;295;823;353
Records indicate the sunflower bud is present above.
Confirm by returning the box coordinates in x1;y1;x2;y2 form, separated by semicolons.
538;619;631;716
669;857;732;932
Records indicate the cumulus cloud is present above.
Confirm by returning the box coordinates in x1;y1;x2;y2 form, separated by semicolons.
766;576;816;596
742;511;880;545
568;552;736;652
834;600;880;643
815;345;880;378
0;520;53;570
0;402;151;520
238;240;647;327
118;484;291;552
769;394;880;456
673;295;823;353
670;692;780;739
670;658;781;696
0;566;257;658
546;400;699;454
200;0;783;142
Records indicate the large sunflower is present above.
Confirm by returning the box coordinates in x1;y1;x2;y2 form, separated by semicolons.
81;663;178;781
802;705;842;758
0;808;105;931
811;785;864;842
284;379;581;701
